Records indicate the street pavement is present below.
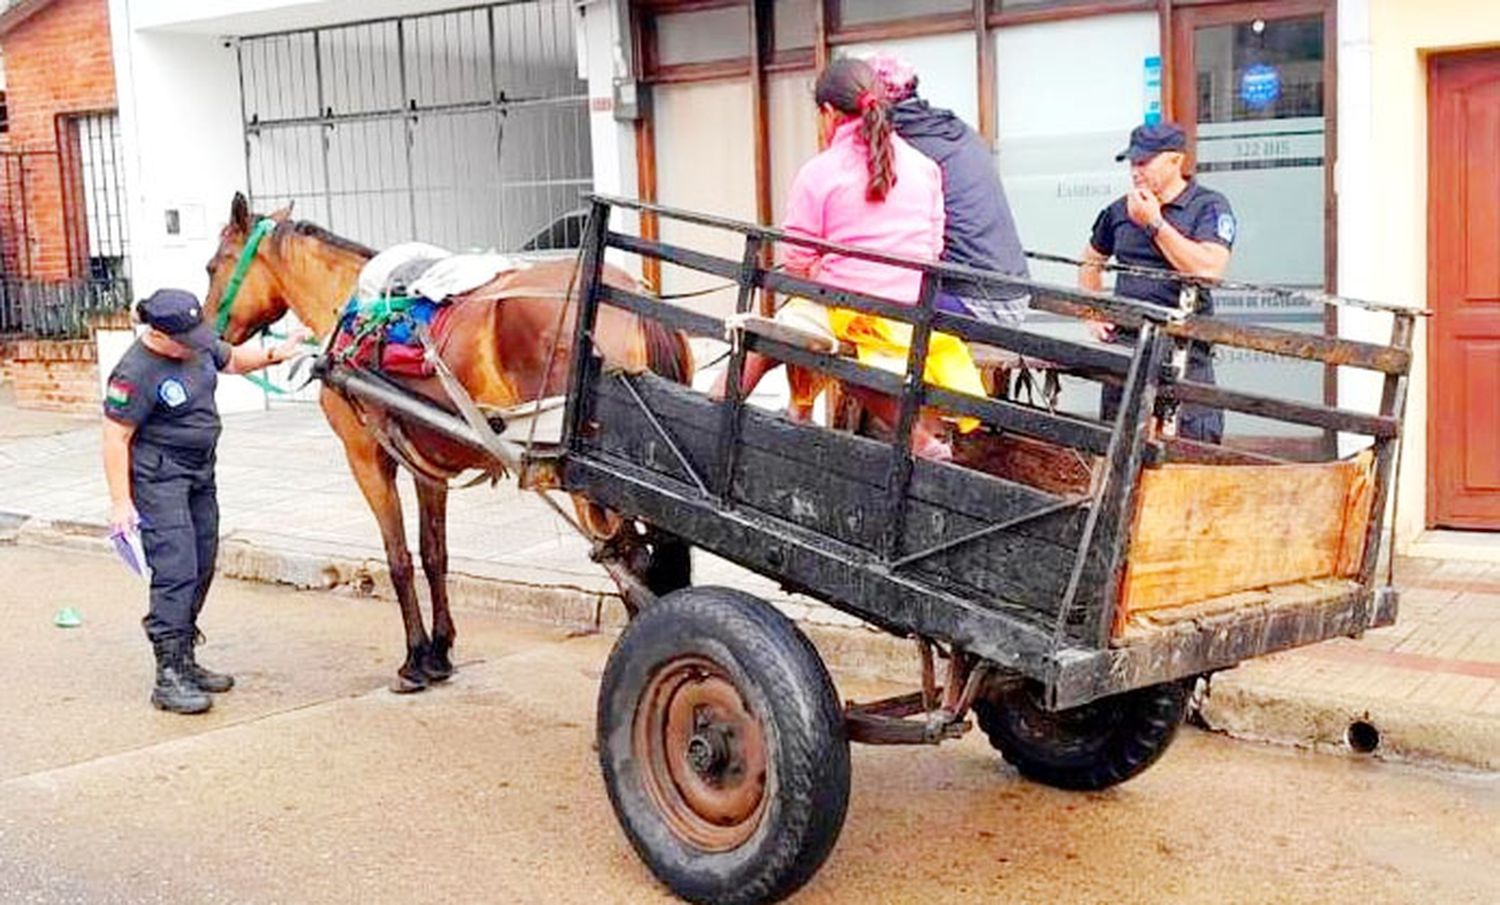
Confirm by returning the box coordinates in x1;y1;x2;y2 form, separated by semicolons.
0;396;1496;770
1;544;1497;905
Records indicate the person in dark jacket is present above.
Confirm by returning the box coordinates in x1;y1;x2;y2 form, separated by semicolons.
870;53;1031;325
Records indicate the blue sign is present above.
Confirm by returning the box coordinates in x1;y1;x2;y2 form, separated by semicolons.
1143;56;1163;125
1240;63;1282;109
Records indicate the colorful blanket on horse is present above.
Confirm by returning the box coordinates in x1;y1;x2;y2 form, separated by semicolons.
331;242;530;378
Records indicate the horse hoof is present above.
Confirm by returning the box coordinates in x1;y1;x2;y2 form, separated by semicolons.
422;655;454;683
390;672;429;694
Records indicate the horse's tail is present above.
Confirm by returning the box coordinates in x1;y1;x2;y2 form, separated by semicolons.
644;318;694;386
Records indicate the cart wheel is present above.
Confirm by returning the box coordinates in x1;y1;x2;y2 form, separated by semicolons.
597;586;850;905
973;678;1190;791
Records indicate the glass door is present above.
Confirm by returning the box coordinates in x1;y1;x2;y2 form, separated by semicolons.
1171;1;1335;458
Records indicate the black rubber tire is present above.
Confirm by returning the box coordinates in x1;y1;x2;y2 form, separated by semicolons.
973;679;1191;791
597;586;851;905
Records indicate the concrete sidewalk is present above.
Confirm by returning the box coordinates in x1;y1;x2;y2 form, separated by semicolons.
1;398;1495;769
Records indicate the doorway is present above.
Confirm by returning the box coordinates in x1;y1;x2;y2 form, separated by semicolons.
1428;49;1500;529
1171;0;1336;458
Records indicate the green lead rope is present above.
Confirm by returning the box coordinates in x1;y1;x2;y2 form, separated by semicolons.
215;217;277;336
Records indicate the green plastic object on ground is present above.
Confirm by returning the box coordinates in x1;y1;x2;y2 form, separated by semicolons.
53;607;82;628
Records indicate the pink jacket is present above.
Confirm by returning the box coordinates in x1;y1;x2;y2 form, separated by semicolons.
781;119;944;304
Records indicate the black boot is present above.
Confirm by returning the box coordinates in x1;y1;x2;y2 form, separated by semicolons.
187;631;235;693
151;638;212;714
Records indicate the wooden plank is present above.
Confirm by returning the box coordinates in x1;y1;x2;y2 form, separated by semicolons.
930;311;1133;376
1163;378;1399;438
607;231;742;282
1120;450;1378;620
760;270;919;324
592;372;1085;540
564;453;1064;674
954;431;1098;497
561;201;611;450
927;387;1115;457
881;275;939;559
597;283;724;339
1160;436;1289;466
1060;326;1167;648
1052;582;1372;709
1359;312;1415;583
1165;317;1410;375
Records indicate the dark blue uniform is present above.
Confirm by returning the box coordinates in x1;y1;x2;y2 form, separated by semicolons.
1089;179;1236;442
104;338;233;643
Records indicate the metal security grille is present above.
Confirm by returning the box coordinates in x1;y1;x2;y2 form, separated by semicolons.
0;112;132;339
59;112;131;281
237;1;592;254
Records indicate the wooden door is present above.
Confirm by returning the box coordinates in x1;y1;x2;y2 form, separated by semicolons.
1429;51;1500;529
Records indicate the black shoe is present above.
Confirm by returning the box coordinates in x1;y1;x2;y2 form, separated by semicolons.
187;632;235;693
151;638;212;715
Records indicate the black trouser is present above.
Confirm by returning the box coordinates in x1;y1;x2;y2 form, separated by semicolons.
1100;334;1224;444
132;442;219;643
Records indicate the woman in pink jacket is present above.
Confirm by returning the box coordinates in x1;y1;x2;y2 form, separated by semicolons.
729;57;985;460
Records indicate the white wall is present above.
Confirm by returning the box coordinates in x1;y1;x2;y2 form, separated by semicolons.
580;0;643;272
109;5;267;413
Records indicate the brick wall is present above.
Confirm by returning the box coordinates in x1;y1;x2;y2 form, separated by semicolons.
0;0;117;279
0;336;99;412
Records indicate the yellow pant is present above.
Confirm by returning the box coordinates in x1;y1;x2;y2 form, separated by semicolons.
778;298;986;433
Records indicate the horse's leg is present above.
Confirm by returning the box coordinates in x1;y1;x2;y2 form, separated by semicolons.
415;478;455;682
322;390;431;692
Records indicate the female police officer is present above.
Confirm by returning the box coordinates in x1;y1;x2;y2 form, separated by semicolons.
102;288;306;714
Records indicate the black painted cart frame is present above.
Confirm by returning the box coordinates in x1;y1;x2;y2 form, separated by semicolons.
556;195;1415;712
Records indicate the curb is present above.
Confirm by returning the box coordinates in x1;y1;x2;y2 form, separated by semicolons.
6;513;921;687
7;512;1491;771
1200;671;1500;773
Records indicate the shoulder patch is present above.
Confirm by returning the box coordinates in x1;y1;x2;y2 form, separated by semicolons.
158;377;189;408
106;378;133;409
1216;212;1237;244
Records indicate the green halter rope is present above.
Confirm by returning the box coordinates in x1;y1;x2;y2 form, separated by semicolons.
215;217;277;336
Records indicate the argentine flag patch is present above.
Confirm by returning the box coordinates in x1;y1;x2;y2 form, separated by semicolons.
106;378;133;409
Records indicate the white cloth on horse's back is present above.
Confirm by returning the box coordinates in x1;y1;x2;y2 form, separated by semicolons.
408;254;530;302
358;242;453;300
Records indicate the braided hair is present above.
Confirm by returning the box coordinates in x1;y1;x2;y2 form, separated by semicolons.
815;58;896;202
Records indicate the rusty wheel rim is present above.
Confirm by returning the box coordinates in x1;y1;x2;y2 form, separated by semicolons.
632;655;770;852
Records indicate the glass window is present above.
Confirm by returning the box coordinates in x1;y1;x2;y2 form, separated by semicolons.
1194;17;1324;123
1191;15;1328;448
839;0;971;28
840;32;978;125
774;0;817;51
654;7;751;67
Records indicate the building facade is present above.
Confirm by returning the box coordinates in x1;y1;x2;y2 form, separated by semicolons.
100;0;1498;552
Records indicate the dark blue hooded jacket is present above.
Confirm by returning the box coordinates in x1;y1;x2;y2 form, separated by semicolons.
890;98;1030;308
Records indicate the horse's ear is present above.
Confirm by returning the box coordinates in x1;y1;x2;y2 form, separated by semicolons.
269;199;295;223
230;192;251;235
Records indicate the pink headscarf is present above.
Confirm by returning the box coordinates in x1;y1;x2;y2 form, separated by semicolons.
865;52;917;103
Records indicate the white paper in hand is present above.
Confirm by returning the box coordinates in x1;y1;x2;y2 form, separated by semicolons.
110;525;151;582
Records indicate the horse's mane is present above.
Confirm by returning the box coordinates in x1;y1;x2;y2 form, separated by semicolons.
273;218;378;260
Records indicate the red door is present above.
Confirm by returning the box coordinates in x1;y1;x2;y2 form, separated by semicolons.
1430;51;1500;529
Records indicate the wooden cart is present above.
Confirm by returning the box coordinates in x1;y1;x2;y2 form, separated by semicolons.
327;195;1416;905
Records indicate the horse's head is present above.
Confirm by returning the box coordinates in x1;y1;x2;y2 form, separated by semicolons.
204;192;295;344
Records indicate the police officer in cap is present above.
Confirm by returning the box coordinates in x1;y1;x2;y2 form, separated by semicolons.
1079;121;1235;442
102;288;306;714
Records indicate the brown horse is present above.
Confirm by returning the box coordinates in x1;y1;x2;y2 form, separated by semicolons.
204;193;693;692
